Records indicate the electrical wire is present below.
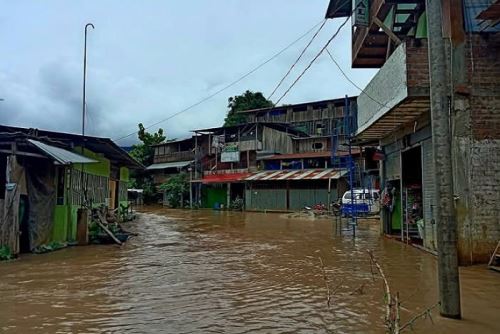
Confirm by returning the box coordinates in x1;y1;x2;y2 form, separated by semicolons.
325;48;390;109
272;15;351;107
267;0;352;101
267;19;327;100
114;19;326;143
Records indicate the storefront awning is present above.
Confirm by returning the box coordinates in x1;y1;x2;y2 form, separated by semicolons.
201;172;251;184
146;160;193;170
245;169;347;181
27;139;97;165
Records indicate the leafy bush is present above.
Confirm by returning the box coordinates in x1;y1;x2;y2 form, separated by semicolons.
159;173;190;208
0;246;13;261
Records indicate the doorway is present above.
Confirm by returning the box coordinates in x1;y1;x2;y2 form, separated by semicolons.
401;146;423;244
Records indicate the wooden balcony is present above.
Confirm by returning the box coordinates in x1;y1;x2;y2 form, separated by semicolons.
153;150;194;163
350;0;425;68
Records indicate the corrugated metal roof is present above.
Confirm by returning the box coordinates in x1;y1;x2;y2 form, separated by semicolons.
27;139;97;165
245;169;347;181
464;0;500;32
201;172;251;184
146;160;193;170
0;125;143;169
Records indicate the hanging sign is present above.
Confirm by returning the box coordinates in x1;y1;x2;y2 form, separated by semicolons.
221;151;239;163
353;0;370;27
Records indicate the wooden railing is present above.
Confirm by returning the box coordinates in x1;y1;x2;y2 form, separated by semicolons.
203;168;249;176
154;150;194;163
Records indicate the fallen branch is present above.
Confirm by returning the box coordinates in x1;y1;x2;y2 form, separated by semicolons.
318;257;331;308
399;302;440;332
367;250;392;330
96;212;122;246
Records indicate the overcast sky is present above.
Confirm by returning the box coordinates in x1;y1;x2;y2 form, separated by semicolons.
0;0;377;145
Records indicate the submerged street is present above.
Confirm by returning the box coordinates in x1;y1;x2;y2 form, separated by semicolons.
0;208;498;333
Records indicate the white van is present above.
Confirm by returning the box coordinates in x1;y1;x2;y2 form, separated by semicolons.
341;188;380;214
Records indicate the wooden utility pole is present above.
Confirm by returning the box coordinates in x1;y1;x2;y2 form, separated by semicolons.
425;0;461;319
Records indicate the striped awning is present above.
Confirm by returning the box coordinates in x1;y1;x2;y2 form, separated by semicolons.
245;169;347;181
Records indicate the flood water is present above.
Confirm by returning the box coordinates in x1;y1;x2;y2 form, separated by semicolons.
0;208;498;333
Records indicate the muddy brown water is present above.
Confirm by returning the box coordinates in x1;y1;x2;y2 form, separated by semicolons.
0;208;498;333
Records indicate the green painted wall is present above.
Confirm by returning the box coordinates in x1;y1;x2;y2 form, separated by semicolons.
52;205;68;243
50;147;113;246
203;187;227;208
73;147;110;177
120;167;130;181
45;147;134;249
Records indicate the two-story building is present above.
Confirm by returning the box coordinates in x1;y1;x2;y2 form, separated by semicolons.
147;137;195;187
192;122;306;209
325;0;500;264
238;98;375;211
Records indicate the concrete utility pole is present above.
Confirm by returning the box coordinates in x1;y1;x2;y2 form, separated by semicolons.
425;0;461;319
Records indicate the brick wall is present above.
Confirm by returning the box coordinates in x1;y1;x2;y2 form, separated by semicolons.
467;34;500;140
454;33;500;264
405;39;430;92
455;138;500;264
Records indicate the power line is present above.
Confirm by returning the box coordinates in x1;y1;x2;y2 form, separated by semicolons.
267;19;327;100
114;19;325;143
267;0;352;102
273;14;351;106
325;48;390;109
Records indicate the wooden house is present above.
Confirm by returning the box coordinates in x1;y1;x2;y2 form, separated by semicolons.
192;123;305;209
0;125;142;257
147;137;195;186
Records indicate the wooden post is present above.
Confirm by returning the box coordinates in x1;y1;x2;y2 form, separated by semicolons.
76;208;89;245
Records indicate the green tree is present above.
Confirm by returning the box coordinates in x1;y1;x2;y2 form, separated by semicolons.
129;123;166;203
223;90;273;127
129;123;166;166
159;173;189;208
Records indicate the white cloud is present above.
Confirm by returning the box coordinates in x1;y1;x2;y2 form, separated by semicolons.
0;0;378;146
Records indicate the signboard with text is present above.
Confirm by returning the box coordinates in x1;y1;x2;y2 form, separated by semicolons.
221;151;240;163
353;0;369;27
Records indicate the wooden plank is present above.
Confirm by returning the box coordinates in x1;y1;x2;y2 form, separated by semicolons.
96;212;122;245
373;17;402;45
0;149;49;159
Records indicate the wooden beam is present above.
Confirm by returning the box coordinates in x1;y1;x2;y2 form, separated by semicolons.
372;17;402;45
0;149;48;159
97;212;122;245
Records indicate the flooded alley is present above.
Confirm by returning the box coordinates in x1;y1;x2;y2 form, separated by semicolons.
0;208;498;333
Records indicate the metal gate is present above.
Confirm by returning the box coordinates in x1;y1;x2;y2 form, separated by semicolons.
289;189;330;210
245;189;287;211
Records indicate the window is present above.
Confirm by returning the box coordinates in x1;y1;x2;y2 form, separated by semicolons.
56;167;65;205
312;142;324;150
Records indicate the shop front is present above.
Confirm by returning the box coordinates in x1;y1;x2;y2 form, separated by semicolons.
380;126;436;251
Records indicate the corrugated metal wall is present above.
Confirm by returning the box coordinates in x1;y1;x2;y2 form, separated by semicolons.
245;189;287;211
289;189;331;210
261;126;294;154
421;138;436;250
